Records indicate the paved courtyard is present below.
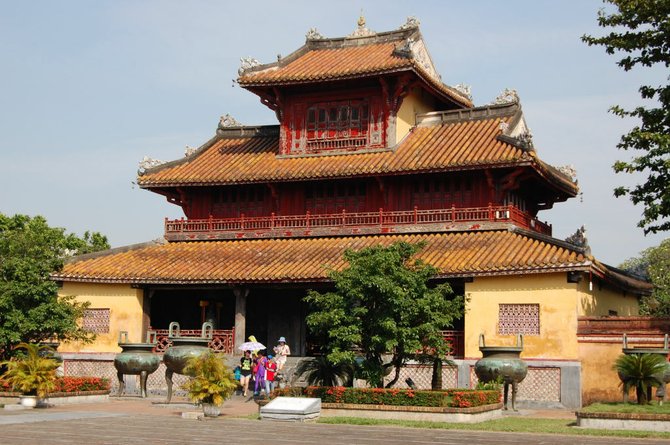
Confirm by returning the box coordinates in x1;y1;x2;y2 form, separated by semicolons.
1;397;668;445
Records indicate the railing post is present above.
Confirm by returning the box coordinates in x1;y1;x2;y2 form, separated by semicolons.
413;206;418;224
306;210;310;228
379;208;383;226
180;217;185;233
451;205;456;222
488;202;493;221
508;204;513;221
164;217;168;234
240;213;245;230
342;209;346;227
208;214;213;231
271;212;275;229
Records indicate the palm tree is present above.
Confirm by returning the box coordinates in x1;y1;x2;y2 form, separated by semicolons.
614;353;668;404
295;356;355;387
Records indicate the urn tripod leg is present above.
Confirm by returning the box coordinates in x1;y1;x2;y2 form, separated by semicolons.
166;369;174;403
117;371;125;396
503;382;509;410
511;381;519;411
140;371;148;398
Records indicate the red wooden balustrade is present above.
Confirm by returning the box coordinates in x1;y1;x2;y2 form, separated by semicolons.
147;327;235;354
165;205;551;239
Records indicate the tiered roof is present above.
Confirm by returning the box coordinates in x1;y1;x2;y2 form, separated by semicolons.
52;228;650;295
237;18;472;108
138;103;577;198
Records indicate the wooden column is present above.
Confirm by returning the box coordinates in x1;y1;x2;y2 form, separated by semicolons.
233;287;249;350
142;288;153;343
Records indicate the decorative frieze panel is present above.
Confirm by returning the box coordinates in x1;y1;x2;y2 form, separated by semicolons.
498;304;540;336
386;364;458;390
470;366;560;402
82;308;111;334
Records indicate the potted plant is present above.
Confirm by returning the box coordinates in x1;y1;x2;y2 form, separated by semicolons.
0;342;59;407
182;351;237;417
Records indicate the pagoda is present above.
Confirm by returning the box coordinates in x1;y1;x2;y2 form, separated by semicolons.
54;17;651;408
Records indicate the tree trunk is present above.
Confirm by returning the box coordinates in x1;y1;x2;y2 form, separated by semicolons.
637;384;648;404
385;362;402;388
431;357;443;390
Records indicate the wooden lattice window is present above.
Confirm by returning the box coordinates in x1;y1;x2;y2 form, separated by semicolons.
82;308;110;333
498;304;540;336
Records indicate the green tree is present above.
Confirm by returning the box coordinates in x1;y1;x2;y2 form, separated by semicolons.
620;238;670;316
0;213;110;360
582;0;670;234
304;241;464;388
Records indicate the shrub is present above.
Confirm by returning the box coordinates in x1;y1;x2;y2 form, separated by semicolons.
288;386;499;408
0;343;58;397
52;377;110;393
182;351;237;406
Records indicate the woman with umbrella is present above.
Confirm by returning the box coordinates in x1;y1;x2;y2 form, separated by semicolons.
239;350;253;397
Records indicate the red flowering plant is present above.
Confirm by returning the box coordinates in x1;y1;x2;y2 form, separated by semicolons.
52;377;111;394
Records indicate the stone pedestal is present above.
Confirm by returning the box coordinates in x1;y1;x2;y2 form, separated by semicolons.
260;397;321;422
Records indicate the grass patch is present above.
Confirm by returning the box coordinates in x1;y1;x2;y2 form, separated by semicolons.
581;402;670;414
318;416;670;439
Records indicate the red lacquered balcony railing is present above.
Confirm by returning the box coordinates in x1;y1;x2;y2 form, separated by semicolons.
147;327;235;354
165;205;551;241
441;330;465;358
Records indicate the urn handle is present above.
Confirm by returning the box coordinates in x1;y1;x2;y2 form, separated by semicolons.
118;331;129;344
516;333;524;349
202;321;214;339
168;322;181;338
479;333;485;348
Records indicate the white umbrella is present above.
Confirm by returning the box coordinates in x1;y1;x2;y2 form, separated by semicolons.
238;341;265;351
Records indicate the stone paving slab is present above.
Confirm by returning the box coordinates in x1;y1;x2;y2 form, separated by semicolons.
1;415;669;445
0;410;124;425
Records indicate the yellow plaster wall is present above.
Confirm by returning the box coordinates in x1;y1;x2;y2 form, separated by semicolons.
464;273;579;360
396;87;435;143
577;276;639;316
579;341;625;405
58;282;144;353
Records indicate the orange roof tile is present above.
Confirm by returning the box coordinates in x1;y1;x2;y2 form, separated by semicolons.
137;105;577;195
54;230;593;285
237;28;472;108
240;42;410;85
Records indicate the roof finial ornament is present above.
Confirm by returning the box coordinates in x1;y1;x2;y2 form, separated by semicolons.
184;145;197;157
305;27;324;40
452;83;472;101
137;156;166;176
348;9;375;38
400;16;421;30
490;88;520;105
557;165;578;183
238;56;260;76
565;225;591;255
218;113;242;129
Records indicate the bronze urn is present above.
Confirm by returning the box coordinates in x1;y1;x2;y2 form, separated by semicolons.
474;334;528;411
113;331;160;398
162;321;213;403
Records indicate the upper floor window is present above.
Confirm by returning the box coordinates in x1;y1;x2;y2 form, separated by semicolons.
411;177;472;210
212;185;268;217
283;95;385;155
305;100;370;152
305;182;367;214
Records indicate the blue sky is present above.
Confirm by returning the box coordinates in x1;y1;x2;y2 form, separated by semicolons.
0;0;667;265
